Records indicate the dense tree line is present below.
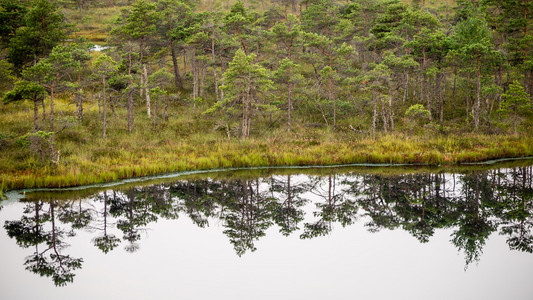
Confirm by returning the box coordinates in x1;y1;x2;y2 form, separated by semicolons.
1;0;532;141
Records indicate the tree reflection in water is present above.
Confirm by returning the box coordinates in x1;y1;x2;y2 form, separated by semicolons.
3;166;533;285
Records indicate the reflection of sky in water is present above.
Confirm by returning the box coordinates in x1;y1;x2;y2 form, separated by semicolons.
90;45;109;52
0;168;532;299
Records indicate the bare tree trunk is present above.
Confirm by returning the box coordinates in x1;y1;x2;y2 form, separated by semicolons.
102;76;107;139
144;64;151;118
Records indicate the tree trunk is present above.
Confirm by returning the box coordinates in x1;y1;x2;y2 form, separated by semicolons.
192;52;198;113
164;95;169;122
426;74;432;121
388;85;394;131
77;73;83;122
211;28;219;102
242;87;247;139
403;71;409;103
329;76;335;130
102;76;107;139
50;85;55;132
199;60;206;98
382;99;388;132
170;41;183;89
127;53;134;133
513;108;518;134
144;64;151;118
466;72;470;121
287;79;292;132
440;72;446;127
372;89;377;139
452;67;457;109
436;72;443;127
41;99;46;129
127;90;134;133
152;96;157;131
97;93;101;119
33;99;39;132
475;58;481;129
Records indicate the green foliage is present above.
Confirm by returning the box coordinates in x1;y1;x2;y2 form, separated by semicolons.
93;53;117;76
406;104;431;119
406;104;431;137
500;81;533;134
6;0;68;70
17;130;58;164
1;0;533;192
2;80;46;104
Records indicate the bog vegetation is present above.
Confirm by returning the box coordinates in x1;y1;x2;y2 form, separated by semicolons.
0;0;533;191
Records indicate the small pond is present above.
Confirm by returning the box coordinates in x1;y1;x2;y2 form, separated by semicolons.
1;161;532;299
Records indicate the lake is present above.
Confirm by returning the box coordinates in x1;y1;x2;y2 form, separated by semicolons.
1;161;532;300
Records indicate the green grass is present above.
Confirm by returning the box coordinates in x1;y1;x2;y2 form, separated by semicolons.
1;85;532;192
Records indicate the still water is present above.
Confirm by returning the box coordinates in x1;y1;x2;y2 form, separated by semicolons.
1;163;532;300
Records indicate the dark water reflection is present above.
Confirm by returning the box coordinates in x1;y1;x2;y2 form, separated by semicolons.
1;164;532;292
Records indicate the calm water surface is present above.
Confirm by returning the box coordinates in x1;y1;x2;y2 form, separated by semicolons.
1;163;532;300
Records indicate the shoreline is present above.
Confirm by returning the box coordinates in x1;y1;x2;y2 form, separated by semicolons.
7;155;533;193
2;141;532;194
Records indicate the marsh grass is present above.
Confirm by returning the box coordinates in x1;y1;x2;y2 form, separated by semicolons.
1;90;532;191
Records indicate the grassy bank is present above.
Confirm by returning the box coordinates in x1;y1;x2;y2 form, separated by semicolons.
1;93;532;192
1;130;532;192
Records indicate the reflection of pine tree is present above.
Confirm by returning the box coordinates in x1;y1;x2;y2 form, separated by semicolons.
497;167;533;253
168;180;219;228
91;191;120;254
355;173;457;243
451;173;497;268
301;174;359;239
58;198;92;229
352;174;400;232
5;200;83;286
109;185;181;252
4;166;533;284
222;179;273;256
269;175;308;236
